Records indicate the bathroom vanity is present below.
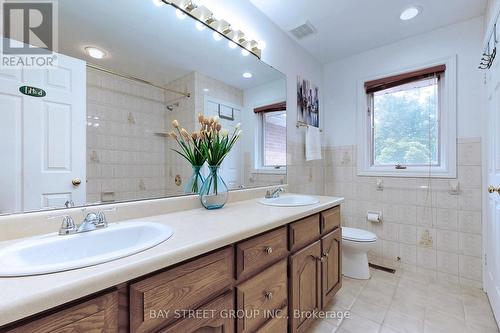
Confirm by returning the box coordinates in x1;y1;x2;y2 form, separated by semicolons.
0;198;342;333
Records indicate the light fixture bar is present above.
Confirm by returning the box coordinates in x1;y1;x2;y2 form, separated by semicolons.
161;0;262;58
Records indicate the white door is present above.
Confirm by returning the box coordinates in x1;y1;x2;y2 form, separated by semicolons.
484;50;500;322
204;98;243;190
0;46;86;213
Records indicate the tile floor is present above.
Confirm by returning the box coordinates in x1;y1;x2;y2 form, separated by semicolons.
307;269;499;333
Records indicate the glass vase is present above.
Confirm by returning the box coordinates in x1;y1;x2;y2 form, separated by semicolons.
199;166;228;209
184;165;204;195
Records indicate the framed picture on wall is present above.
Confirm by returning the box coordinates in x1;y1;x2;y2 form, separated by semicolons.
297;76;320;127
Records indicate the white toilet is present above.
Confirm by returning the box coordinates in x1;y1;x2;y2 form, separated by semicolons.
342;227;377;279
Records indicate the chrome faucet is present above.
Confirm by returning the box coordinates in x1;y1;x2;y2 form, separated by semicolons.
48;207;116;235
265;187;284;199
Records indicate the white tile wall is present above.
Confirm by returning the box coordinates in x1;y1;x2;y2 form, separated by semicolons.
324;139;483;288
86;68;168;203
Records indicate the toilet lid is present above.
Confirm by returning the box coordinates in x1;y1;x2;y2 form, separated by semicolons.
342;227;377;242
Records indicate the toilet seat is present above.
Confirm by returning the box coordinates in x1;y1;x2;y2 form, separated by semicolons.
342;227;377;243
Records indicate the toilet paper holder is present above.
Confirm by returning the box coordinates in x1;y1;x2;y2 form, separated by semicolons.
367;211;382;222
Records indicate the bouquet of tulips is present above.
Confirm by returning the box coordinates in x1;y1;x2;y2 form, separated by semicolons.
167;114;241;195
197;113;242;167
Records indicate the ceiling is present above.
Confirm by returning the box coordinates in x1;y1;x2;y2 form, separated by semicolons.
250;0;488;63
57;0;284;90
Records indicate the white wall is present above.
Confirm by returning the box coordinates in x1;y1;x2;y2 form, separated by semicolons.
323;17;484;147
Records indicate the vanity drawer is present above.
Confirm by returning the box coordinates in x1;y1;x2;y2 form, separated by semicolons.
236;259;287;333
236;227;288;280
255;307;288;333
157;291;234;333
321;206;341;235
129;247;233;333
1;291;118;333
289;214;320;252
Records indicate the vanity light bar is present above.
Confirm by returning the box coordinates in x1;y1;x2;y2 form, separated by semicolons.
161;0;262;58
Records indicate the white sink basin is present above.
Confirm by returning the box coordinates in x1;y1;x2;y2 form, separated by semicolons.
0;222;173;277
259;194;320;207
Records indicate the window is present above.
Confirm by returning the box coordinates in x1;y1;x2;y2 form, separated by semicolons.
254;102;287;170
372;77;439;166
358;58;457;178
263;111;286;167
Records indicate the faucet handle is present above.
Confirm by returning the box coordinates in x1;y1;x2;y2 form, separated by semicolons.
48;214;77;235
96;207;116;228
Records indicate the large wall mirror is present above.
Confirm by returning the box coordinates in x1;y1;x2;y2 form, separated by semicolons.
0;0;287;215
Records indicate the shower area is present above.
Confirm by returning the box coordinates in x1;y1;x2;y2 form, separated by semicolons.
85;66;193;204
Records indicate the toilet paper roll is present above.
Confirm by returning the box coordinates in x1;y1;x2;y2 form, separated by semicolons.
367;212;381;223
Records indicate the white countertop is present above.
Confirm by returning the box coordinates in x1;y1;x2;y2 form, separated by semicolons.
0;195;343;326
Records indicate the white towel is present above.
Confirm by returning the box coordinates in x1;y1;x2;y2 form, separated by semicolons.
305;126;322;161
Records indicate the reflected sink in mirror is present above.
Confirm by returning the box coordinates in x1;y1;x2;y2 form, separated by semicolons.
259;195;320;207
0;222;173;277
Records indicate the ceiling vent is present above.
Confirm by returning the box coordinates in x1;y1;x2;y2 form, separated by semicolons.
289;21;317;39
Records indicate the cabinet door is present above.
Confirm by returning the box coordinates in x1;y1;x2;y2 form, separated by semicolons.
158;291;234;333
321;228;342;308
1;292;118;333
289;240;321;333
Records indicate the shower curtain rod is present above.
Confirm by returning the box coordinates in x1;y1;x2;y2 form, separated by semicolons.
86;63;191;98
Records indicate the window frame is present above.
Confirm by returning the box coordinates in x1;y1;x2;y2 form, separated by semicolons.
261;110;287;169
357;56;457;178
253;102;287;174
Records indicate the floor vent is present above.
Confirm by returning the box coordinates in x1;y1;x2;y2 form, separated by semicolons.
369;263;396;274
289;21;317;39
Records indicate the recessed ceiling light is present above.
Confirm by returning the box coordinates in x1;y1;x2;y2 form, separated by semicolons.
228;41;237;49
85;46;106;59
400;7;420;21
212;31;222;41
175;9;187;19
241;49;250;56
203;88;210;92
152;0;163;6
242;72;253;78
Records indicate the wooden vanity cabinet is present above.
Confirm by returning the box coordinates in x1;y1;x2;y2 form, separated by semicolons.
0;291;118;333
0;205;342;333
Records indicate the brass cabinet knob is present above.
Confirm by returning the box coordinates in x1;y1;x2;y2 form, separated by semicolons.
488;185;500;194
322;252;329;258
264;291;273;300
72;178;82;186
264;247;273;255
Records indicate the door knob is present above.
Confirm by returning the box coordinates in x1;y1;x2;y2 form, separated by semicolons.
488;185;500;194
72;178;82;186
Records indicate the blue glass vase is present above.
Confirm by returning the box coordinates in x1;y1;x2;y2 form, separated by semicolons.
184;166;204;194
200;166;228;209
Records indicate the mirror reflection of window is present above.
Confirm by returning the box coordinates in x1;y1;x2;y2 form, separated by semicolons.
254;102;287;171
262;111;287;168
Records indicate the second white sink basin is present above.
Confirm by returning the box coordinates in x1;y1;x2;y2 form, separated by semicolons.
259;194;320;207
0;222;173;277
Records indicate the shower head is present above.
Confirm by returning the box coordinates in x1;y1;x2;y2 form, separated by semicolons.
166;102;180;111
